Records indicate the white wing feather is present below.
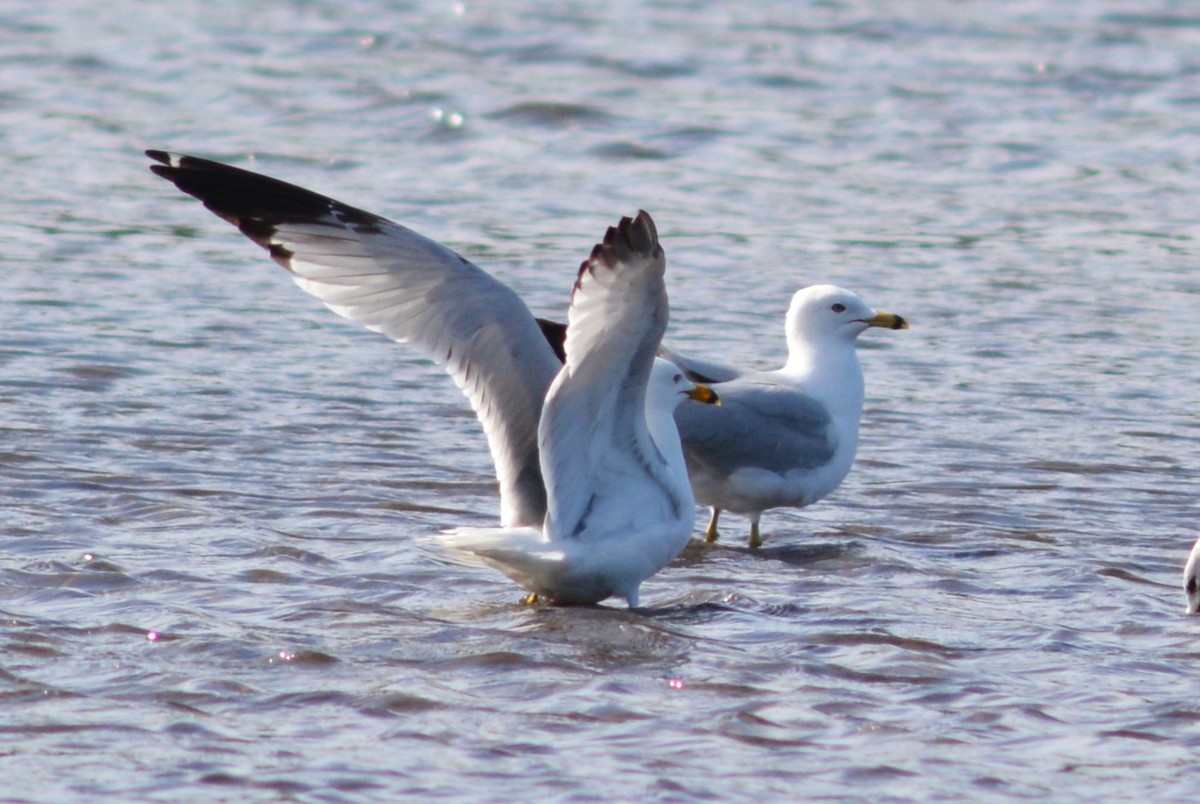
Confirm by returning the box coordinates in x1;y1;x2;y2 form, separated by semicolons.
538;212;670;542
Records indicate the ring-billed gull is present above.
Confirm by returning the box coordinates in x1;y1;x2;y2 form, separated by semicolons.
1185;536;1200;614
446;213;718;605
659;285;908;548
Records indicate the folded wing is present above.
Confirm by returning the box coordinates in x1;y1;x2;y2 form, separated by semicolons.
675;377;837;477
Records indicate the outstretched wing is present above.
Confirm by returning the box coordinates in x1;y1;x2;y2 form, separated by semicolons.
146;151;562;527
656;343;745;384
537;211;670;540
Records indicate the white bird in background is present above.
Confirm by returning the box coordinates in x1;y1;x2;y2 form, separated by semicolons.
147;151;906;552
446;213;718;605
1184;536;1200;614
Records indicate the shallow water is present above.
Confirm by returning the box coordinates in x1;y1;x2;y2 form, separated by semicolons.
3;0;1199;799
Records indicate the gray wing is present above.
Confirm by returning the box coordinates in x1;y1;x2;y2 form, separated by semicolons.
147;151;562;527
675;376;836;476
538;212;670;540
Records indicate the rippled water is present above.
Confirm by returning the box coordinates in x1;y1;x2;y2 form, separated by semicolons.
3;1;1199;799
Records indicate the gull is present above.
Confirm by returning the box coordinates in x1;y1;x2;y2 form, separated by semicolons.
658;285;908;548
1185;536;1200;614
445;214;718;606
146;152;906;552
146;152;717;603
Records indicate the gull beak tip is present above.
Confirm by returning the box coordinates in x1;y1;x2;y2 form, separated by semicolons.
868;311;909;330
687;384;720;406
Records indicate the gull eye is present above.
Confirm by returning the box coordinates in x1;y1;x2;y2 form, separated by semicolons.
673;373;683;383
832;303;847;313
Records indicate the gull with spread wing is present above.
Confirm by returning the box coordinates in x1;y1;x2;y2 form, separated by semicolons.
147;151;715;604
444;215;717;605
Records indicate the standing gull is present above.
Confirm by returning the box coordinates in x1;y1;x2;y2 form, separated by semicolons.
445;215;718;606
661;285;908;548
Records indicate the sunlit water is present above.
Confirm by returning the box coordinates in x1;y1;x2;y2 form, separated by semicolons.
3;1;1199;799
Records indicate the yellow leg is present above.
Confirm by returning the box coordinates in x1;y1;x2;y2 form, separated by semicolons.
748;518;762;549
704;508;721;543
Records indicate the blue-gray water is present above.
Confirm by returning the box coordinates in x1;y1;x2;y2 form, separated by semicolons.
3;1;1199;800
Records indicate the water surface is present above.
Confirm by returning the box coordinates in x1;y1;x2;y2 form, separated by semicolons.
2;1;1199;799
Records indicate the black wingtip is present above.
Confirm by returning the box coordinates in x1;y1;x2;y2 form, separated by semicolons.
579;209;662;279
631;209;657;250
146;149;179;182
606;210;658;258
144;150;389;247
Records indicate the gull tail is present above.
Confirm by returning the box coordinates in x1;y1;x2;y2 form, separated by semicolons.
439;528;617;605
441;526;564;591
